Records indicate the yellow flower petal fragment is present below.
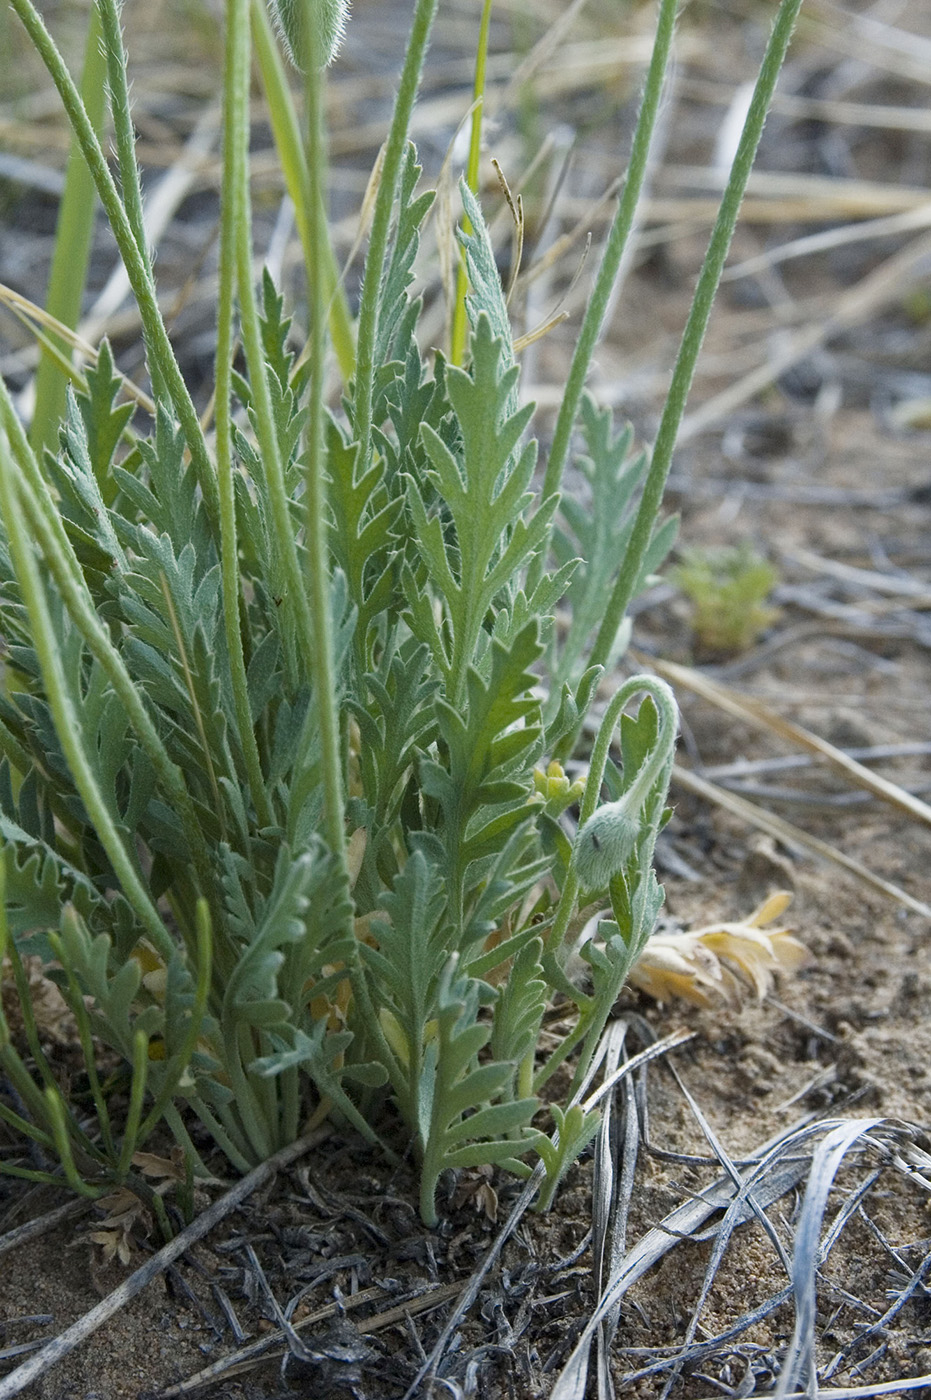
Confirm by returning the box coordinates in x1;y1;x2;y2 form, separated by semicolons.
629;891;808;1007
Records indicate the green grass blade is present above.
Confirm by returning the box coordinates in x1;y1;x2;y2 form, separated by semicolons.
29;4;107;457
449;0;494;366
352;0;439;474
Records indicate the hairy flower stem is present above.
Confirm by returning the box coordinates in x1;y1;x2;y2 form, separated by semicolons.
529;0;679;594
8;0;220;530
96;0;149;273
586;0;805;680
250;0;355;383
227;1;316;680
217;0;274;833
544;675;678;957
303;48;348;861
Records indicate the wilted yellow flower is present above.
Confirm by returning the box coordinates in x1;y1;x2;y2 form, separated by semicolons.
629;891;808;1008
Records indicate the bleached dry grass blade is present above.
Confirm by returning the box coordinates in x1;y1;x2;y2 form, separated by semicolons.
79;103;220;345
785;547;931;603
641;1065;798;1400
748;1380;931;1400
0;283;155;414
557;1117;931;1400
669;764;931;920
678;229;931;442
650;657;931;830
770;92;931;135
590;1019;644;1400
550;1119;830;1400
806;0;931;86
661;167;931;217
773;1118;885;1400
723;203;931;281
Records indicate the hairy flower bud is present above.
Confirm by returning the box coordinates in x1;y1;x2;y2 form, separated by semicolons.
572;799;640;890
267;0;350;69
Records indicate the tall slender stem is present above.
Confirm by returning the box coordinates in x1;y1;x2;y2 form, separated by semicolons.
449;0;494;366
228;0;317;681
217;0;274;832
532;0;679;543
250;0;355;385
8;0;220;529
587;0;804;677
303;50;347;859
96;0;148;268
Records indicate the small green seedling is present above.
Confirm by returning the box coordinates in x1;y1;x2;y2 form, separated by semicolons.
672;542;780;657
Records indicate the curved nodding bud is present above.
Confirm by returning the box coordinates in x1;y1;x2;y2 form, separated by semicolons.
267;0;350;70
570;675;679;891
572;799;640;891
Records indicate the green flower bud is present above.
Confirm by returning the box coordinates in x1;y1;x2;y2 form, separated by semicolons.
267;0;350;70
572;799;640;891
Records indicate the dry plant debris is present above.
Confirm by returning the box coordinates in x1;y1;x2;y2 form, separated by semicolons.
628;892;809;1008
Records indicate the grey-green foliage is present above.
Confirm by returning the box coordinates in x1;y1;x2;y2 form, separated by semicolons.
551;393;678;691
0;148;677;1223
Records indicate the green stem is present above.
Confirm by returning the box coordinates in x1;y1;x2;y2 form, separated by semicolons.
449;0;494;366
228;0;317;685
44;1089;103;1198
163;1103;217;1179
0;1048;56;1147
135;900;213;1150
226;1021;274;1160
96;0;148;268
0;435;177;964
8;0;220;529
116;1030;149;1178
4;934;73;1112
544;675;676;955
533;1009;592;1094
217;0;274;833
56;948;116;1159
303;53;348;861
29;3;107;456
250;0;355;384
586;0;805;677
532;0;680;555
352;0;439;473
0;1095;54;1153
0;414;222;945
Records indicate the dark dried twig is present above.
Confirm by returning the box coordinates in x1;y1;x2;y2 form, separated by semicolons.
0;1127;330;1399
156;1281;462;1396
0;1196;89;1258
